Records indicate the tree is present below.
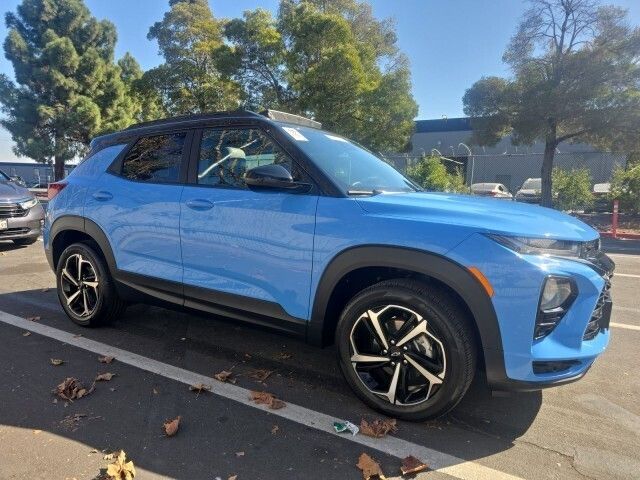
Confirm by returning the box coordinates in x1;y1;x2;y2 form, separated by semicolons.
145;0;241;115
463;0;640;207
0;0;139;180
118;53;165;122
225;0;418;152
552;167;593;211
610;164;640;213
407;155;468;193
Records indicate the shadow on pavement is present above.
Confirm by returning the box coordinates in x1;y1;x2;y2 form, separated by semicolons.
602;237;640;255
0;288;543;479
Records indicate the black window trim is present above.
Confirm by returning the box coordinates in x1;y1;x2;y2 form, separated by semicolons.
107;129;195;186
185;124;319;195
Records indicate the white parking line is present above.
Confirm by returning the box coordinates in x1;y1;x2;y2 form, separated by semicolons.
615;273;640;279
0;310;521;480
611;322;640;331
613;305;640;314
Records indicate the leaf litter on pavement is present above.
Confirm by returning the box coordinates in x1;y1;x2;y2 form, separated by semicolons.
98;355;115;364
213;370;236;383
249;390;286;409
95;372;116;381
400;455;428;476
163;416;181;437
105;450;136;480
50;358;64;366
356;453;386;480
359;418;398;438
53;377;94;401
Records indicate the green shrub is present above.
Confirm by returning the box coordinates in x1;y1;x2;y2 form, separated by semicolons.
552;167;593;211
610;164;640;214
407;155;468;193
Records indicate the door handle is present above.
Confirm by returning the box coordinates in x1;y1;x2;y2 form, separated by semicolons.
186;199;215;211
92;190;113;201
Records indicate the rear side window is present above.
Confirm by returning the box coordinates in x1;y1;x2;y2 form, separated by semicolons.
122;133;186;183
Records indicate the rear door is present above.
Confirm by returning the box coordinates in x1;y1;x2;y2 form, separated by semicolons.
180;125;319;322
84;131;191;285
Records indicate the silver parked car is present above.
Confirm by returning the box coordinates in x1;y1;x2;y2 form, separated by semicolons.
471;182;513;199
515;178;542;204
0;169;45;246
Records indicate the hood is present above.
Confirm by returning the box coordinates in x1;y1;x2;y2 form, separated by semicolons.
0;181;32;203
356;192;598;242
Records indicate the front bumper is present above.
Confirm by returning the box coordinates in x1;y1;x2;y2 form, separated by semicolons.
0;202;45;241
448;234;613;390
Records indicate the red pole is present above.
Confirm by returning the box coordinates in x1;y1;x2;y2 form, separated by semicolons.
612;199;619;239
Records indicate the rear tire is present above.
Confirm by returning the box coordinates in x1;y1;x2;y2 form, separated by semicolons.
13;237;38;246
336;279;476;421
56;242;126;327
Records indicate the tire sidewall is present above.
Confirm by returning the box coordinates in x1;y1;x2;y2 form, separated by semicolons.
336;284;473;420
56;243;109;327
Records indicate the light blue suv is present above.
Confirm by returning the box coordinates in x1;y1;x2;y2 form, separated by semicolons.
44;110;614;420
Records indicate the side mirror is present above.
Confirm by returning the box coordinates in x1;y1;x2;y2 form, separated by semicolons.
245;164;310;193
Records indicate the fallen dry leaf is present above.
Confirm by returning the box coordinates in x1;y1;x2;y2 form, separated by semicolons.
189;383;211;393
271;425;279;435
104;453;115;461
356;453;385;480
152;388;159;395
50;358;64;366
228;476;237;480
95;372;116;382
213;370;236;383
249;369;273;382
360;418;398;438
106;450;136;480
26;316;40;322
400;455;428;476
53;378;94;401
98;356;114;364
235;451;245;457
59;413;87;430
163;416;181;437
22;331;31;337
249;391;286;410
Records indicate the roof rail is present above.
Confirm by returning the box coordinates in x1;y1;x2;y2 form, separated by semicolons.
260;109;322;129
125;110;262;131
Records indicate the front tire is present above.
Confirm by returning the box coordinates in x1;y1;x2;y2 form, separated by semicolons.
336;279;476;421
56;242;126;327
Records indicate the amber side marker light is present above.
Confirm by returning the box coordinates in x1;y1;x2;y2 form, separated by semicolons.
468;266;494;297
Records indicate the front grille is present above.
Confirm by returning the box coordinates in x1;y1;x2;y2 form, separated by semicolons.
0;227;30;237
584;277;612;340
0;203;27;218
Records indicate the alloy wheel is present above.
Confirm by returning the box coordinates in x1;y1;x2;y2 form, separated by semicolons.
60;253;100;318
349;304;447;405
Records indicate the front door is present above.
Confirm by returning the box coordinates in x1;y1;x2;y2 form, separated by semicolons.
180;126;318;321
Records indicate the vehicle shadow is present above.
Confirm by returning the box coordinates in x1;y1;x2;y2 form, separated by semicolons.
0;240;29;252
0;288;542;479
602;237;640;255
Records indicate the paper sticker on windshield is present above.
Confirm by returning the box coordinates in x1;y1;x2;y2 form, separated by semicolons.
325;134;348;143
282;127;308;142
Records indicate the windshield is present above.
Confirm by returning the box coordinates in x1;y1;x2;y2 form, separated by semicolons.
0;170;10;182
278;124;419;195
522;178;541;190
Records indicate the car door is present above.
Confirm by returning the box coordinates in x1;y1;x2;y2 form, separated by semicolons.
84;131;191;285
180;125;319;323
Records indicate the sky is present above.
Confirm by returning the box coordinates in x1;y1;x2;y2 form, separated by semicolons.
1;0;639;162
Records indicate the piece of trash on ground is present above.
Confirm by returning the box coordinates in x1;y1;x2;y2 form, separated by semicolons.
356;452;386;480
50;358;64;366
333;420;359;436
400;455;428;476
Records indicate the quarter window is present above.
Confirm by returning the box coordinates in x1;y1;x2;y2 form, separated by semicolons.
196;128;304;188
122;133;186;183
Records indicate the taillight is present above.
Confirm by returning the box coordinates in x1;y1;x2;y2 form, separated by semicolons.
48;182;67;200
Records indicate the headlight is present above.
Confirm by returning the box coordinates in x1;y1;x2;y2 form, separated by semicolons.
18;197;38;210
534;276;577;339
487;234;581;257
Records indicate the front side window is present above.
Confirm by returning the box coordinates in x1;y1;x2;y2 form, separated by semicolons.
122;133;186;183
277;124;419;195
196;127;304;188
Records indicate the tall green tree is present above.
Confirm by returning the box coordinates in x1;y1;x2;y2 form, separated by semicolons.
118;52;165;122
0;0;139;179
463;0;640;207
145;0;241;115
225;0;418;153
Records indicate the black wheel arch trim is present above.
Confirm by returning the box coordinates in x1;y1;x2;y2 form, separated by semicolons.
308;245;510;386
48;215;117;272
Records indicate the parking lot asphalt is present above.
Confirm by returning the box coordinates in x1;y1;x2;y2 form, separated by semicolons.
0;239;638;480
